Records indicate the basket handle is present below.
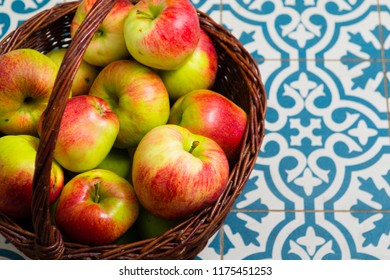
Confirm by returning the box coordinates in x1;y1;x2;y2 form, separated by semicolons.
31;0;118;260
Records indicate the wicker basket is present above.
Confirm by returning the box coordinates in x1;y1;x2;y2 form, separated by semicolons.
0;0;266;260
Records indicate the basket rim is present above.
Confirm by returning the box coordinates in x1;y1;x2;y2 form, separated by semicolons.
0;0;267;260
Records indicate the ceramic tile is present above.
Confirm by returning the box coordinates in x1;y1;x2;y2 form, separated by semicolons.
220;1;279;61
220;0;379;60
320;4;383;61
0;0;65;39
204;211;390;260
237;59;390;212
379;0;390;7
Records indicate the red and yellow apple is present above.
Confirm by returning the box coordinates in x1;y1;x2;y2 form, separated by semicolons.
124;0;201;70
159;28;218;100
0;135;64;220
169;89;247;163
0;48;58;136
89;59;170;148
38;95;119;173
132;124;229;220
55;169;139;245
70;0;133;67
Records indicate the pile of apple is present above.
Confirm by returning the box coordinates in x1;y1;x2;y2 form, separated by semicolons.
0;0;247;246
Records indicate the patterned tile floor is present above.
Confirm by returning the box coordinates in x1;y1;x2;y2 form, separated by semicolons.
0;0;389;260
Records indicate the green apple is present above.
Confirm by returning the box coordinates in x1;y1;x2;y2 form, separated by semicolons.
46;48;100;96
132;124;229;220
55;169;139;245
123;0;200;70
159;29;218;101
70;0;133;67
38;95;119;173
89;59;170;148
96;147;131;179
0;135;64;220
136;207;181;239
0;48;58;136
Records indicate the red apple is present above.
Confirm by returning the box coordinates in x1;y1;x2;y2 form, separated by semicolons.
55;169;139;245
168;89;247;163
89;59;170;148
70;0;133;67
0;48;58;136
159;28;218;101
132;124;229;220
38;95;119;173
124;0;201;70
0;135;64;220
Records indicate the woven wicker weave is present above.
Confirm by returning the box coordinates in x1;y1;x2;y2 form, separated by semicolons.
0;0;266;259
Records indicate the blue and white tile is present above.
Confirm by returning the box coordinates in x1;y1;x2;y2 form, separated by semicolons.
0;0;65;39
217;211;390;260
238;57;390;211
220;1;283;60
322;4;386;61
220;0;379;60
197;211;285;260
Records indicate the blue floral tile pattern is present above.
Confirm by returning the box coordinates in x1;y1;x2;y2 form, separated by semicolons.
0;0;64;39
0;0;389;260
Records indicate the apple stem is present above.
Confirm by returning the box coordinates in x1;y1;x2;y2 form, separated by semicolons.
136;10;155;20
94;182;101;204
188;141;200;154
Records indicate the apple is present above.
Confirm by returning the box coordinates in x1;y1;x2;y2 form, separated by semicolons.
168;89;247;163
46;48;100;96
38;95;119;173
124;0;201;70
0;48;58;136
136;207;181;239
0;135;64;220
55;169;139;245
158;28;218;101
70;0;133;67
132;124;229;220
89;59;170;148
96;147;131;179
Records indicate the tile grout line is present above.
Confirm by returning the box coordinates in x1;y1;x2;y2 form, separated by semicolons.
377;2;390;138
